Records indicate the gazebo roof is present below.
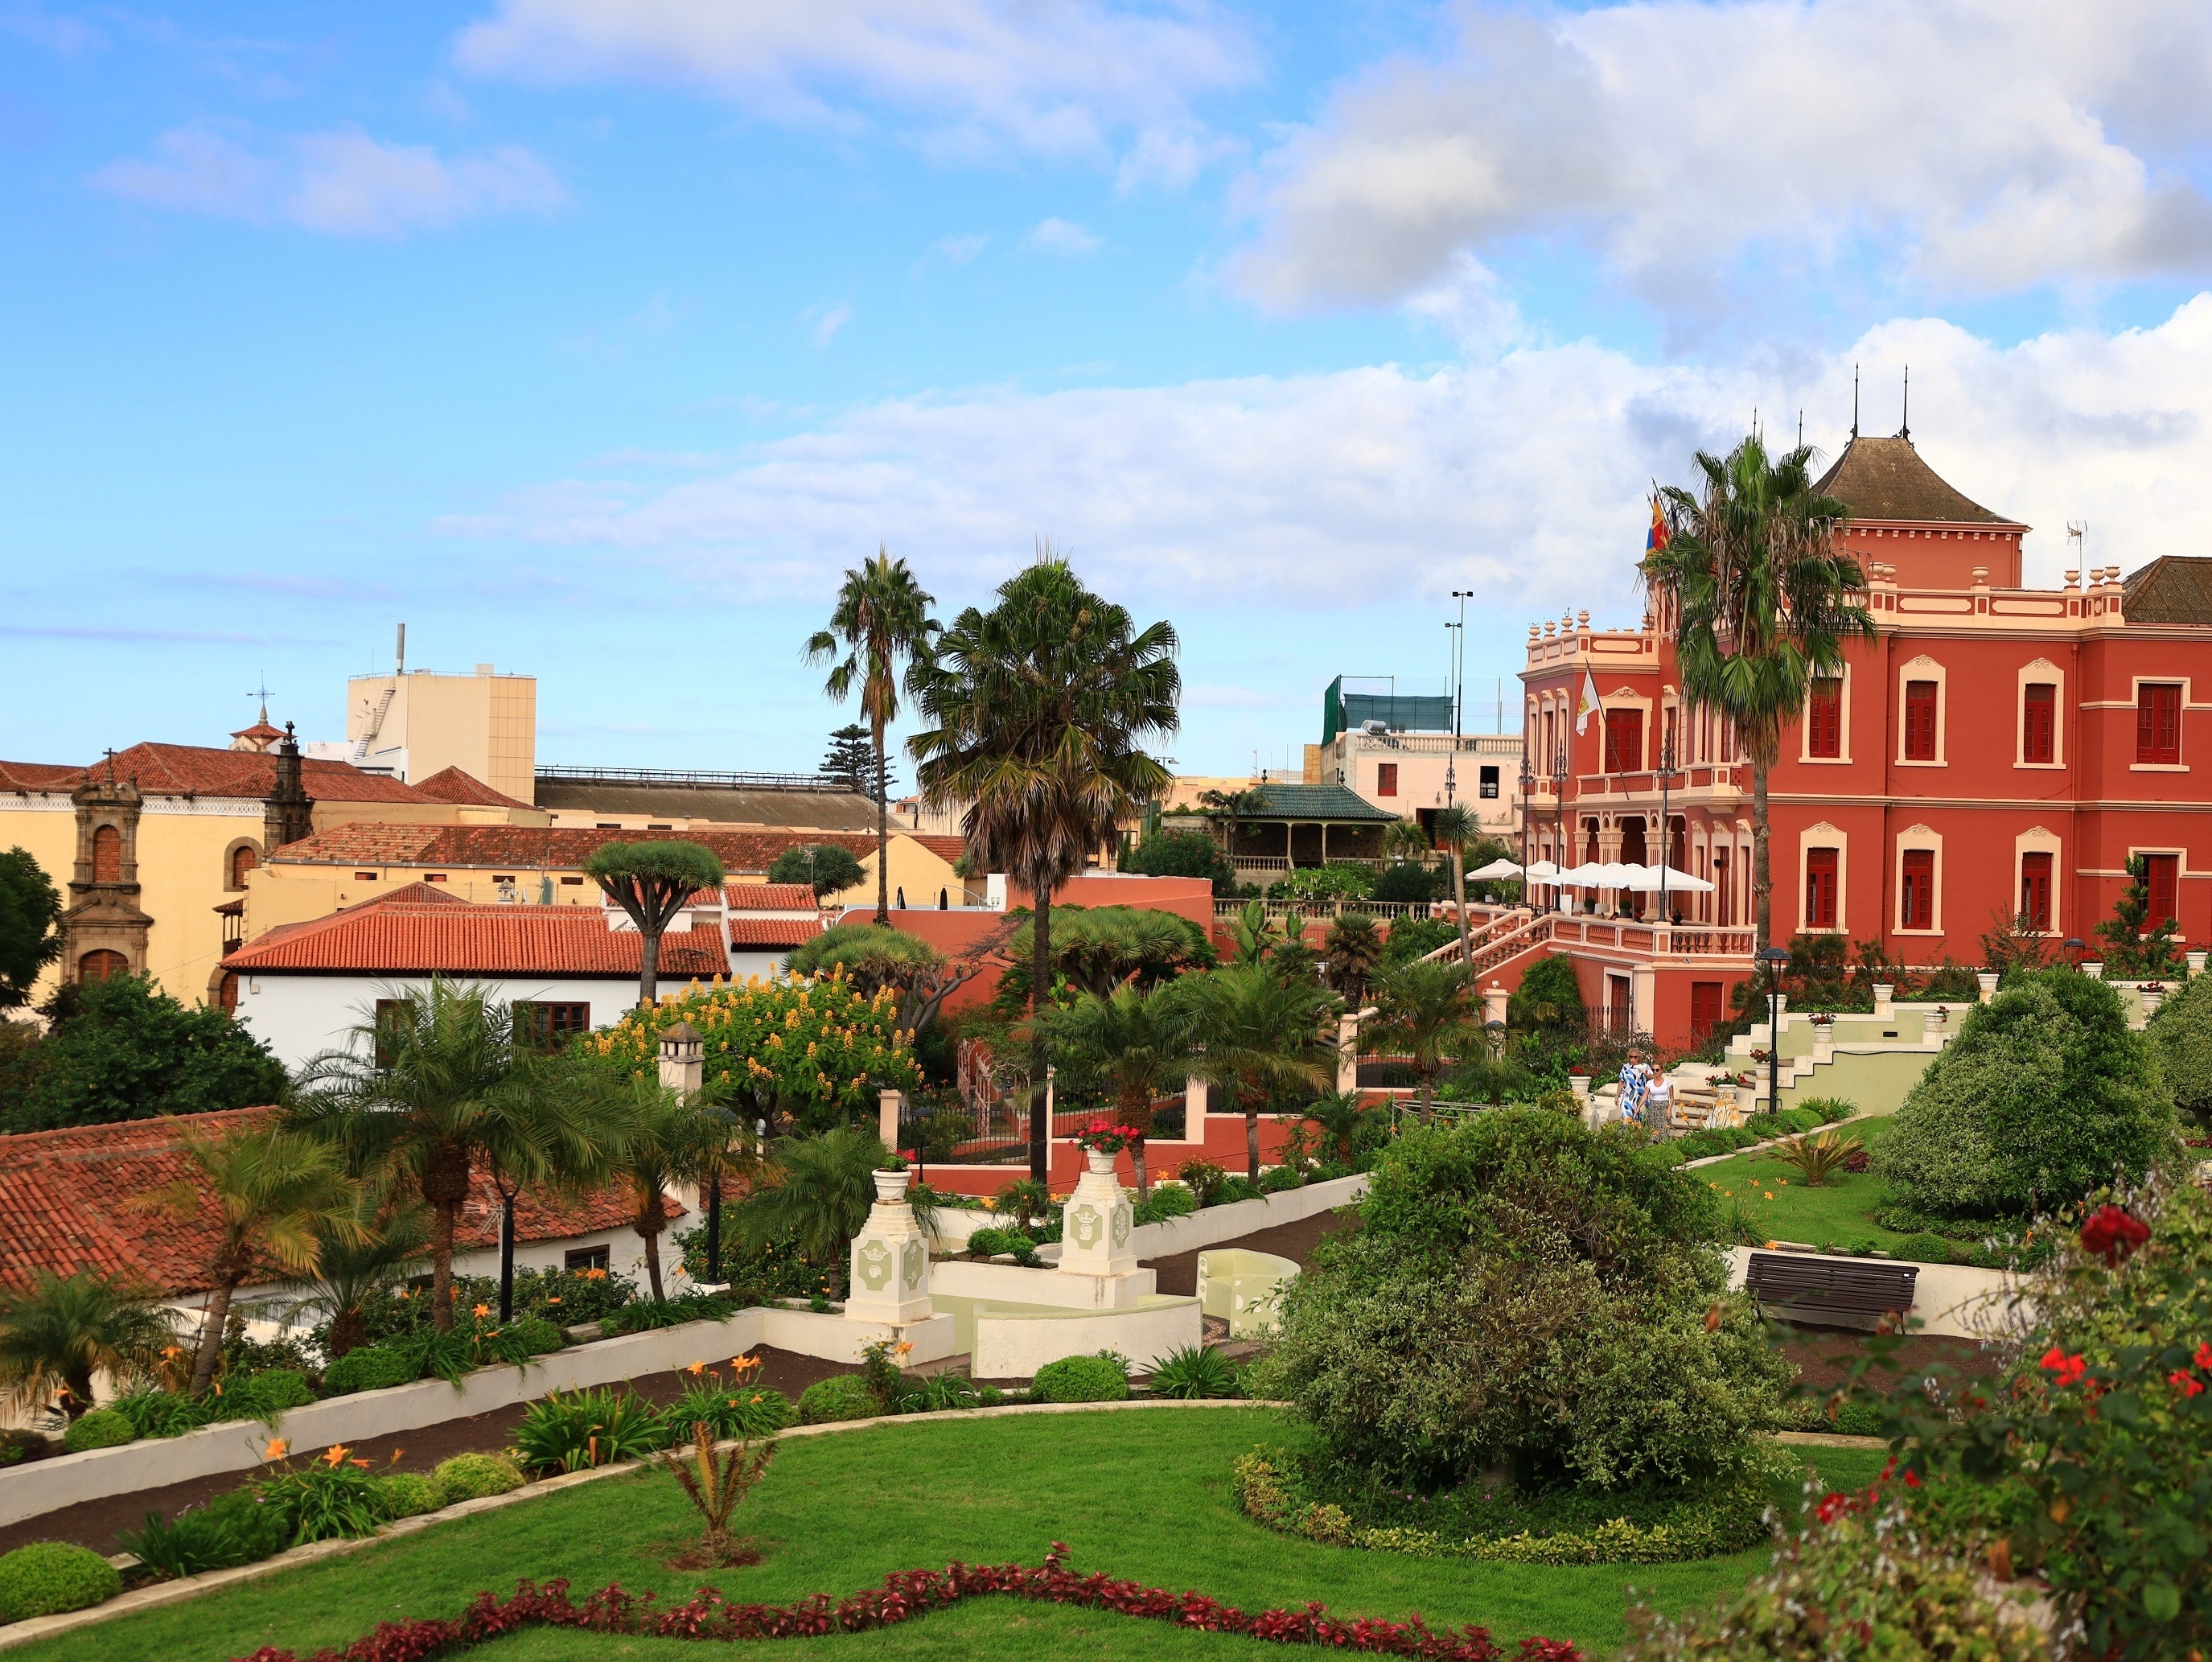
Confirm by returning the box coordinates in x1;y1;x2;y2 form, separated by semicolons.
1216;784;1399;823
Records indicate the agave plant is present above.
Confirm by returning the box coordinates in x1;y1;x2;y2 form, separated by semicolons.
1771;1129;1865;1187
1147;1343;1240;1400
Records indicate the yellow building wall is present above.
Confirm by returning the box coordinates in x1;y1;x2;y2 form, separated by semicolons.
822;837;968;911
347;670;537;802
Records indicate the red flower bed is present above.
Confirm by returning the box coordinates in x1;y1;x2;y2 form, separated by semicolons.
232;1544;1582;1662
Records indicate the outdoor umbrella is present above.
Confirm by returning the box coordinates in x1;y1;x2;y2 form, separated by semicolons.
1626;866;1714;893
1466;858;1523;880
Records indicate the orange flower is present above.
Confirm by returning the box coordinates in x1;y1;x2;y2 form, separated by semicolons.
349;1458;372;1470
545;1296;561;1306
389;1450;405;1465
686;1360;705;1376
322;1444;350;1467
265;1438;290;1461
473;1303;491;1318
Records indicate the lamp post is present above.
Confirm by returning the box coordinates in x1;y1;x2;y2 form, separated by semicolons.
491;1162;518;1323
1551;748;1570;916
1759;945;1791;1113
2063;937;2084;970
1654;734;1679;924
1517;755;1533;904
1450;590;1474;738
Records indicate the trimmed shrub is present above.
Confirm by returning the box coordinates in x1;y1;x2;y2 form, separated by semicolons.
375;1472;446;1520
0;1541;122;1622
221;1368;316;1421
796;1374;878;1425
432;1452;524;1503
1248;1110;1786;1495
1147;1343;1240;1400
1259;1165;1303;1194
1509;954;1585;1037
2148;972;2212;1123
502;1318;567;1356
322;1343;418;1397
60;1408;137;1454
1877;970;2176;1219
1029;1353;1130;1404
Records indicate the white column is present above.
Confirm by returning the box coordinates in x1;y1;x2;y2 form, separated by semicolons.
847;1170;933;1325
1335;1013;1360;1092
878;1087;904;1152
1058;1154;1137;1281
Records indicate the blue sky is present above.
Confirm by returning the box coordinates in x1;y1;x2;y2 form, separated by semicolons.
7;0;2212;779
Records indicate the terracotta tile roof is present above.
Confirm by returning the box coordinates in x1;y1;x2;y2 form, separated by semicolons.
411;766;536;810
2123;557;2212;627
724;883;822;911
1812;435;2020;526
726;915;827;948
907;835;966;862
110;742;436;804
0;760;84;792
269;824;907;875
0;1107;675;1297
225;887;730;977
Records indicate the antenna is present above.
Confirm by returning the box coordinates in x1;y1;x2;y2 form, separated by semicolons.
1851;364;1860;439
2067;522;2088;566
1797;409;1803;448
1900;365;1910;442
396;623;406;676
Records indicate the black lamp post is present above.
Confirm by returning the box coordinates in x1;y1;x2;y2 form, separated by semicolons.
1517;756;1533;904
493;1165;518;1323
1759;945;1791;1113
2063;936;2085;970
1654;734;1679;924
1550;751;1570;915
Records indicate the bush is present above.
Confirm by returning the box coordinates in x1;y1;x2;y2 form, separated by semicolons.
374;1471;446;1520
433;1452;525;1502
1119;829;1237;897
61;1407;137;1453
1029;1352;1130;1404
257;1462;388;1545
512;1388;668;1475
1371;862;1443;904
119;1488;289;1580
2148;973;2212;1123
1131;1184;1196;1224
1876;971;2176;1219
322;1343;418;1397
1175;1159;1230;1207
1379;917;1456;970
0;1541;122;1621
1147;1344;1240;1400
1622;1490;2048;1659
1248;1110;1787;1494
1259;1165;1303;1194
797;1374;879;1425
1509;954;1587;1038
220;1368;316;1422
666;1378;791;1441
501;1318;567;1356
1795;1095;1858;1124
963;1226;1032;1259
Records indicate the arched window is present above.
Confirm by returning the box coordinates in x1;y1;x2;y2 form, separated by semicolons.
214;971;239;1014
80;949;127;983
92;825;121;883
229;844;259;890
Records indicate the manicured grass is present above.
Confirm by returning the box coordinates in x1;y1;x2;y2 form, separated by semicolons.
1694;1117;1936;1256
10;1412;1887;1662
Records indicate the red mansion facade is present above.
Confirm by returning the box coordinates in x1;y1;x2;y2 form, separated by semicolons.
1513;431;2212;1047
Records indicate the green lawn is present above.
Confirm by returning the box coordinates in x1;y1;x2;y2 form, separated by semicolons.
12;1411;1886;1662
1694;1117;1934;1256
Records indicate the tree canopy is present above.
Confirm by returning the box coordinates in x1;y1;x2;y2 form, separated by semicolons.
0;846;63;1010
766;843;866;899
583;840;727;1006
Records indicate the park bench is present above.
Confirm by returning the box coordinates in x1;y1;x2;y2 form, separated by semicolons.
1745;1251;1918;1320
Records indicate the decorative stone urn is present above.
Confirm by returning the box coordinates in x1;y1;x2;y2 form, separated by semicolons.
1569;1074;1590;1099
2189;951;2207;977
1058;1152;1137;1281
1976;972;2000;1003
2139;986;2165;1020
1733;1084;1759;1122
2082;961;2104;981
1872;983;1895;1017
846;1167;932;1326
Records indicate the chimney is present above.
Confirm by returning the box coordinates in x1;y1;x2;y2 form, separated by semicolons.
658;1021;703;1096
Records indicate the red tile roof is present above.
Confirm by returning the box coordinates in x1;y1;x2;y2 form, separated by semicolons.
227;887;730;978
724;883;822;911
265;825;951;876
0;1108;674;1297
0;744;432;804
726;916;827;948
0;760;104;792
410;766;535;811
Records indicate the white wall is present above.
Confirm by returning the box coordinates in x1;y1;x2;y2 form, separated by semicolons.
236;973;650;1071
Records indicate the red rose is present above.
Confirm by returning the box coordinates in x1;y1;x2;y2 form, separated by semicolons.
2078;1205;2150;1265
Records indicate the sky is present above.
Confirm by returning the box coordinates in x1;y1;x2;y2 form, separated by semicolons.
6;0;2212;780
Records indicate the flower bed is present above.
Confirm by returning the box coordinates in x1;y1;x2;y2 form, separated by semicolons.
229;1544;1585;1662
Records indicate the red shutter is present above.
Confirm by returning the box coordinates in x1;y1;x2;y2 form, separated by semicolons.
1375;763;1398;797
1901;849;1935;930
2022;684;2055;764
2147;854;2180;928
1904;681;1938;761
2020;852;2053;931
1807;679;1842;758
1691;981;1722;1036
2138;685;2181;764
1604;709;1643;773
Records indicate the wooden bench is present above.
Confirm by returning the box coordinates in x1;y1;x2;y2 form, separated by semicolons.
1745;1252;1918;1319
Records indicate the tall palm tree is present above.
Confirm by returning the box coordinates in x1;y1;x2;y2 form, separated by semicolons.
1038;981;1195;1199
1432;803;1478;967
0;1270;179;1422
1199;787;1266;865
293;979;627;1332
807;550;939;927
1369;959;1477;1121
598;1074;720;1302
1643;437;1873;954
1323;911;1383;1007
135;1118;362;1393
734;1126;883;1299
1183;961;1337;1179
908;553;1180;1181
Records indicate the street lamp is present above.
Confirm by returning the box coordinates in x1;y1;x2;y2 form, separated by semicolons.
1517;755;1534;904
1450;590;1475;738
2063;937;2085;970
1654;733;1679;924
1550;748;1570;916
1759;945;1791;1113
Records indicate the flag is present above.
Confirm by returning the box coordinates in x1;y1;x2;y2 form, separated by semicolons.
1575;669;1601;736
1646;492;1671;557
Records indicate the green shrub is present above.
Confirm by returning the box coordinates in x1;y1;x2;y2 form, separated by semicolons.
1509;954;1585;1037
1259;1165;1303;1194
1795;1095;1858;1124
2148;973;2212;1123
1176;1159;1230;1207
1029;1352;1130;1404
0;1541;122;1621
666;1379;791;1441
796;1373;878;1425
374;1471;446;1519
1131;1184;1195;1224
1248;1110;1786;1495
1379;916;1456;969
512;1387;668;1475
501;1317;567;1356
119;1489;289;1580
1889;1233;1957;1265
220;1368;316;1422
1371;862;1443;904
432;1452;524;1502
322;1343;418;1397
0;1430;48;1467
1877;971;2176;1218
1624;1499;2050;1657
964;1226;1034;1259
61;1408;137;1453
258;1461;390;1545
1147;1343;1240;1400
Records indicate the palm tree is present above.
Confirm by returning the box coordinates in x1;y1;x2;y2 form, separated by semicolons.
598;1074;729;1302
907;553;1180;1182
583;841;729;1008
1299;1090;1376;1167
807;550;939;927
1432;803;1478;967
1322;912;1383;1007
137;1118;363;1392
293;979;627;1332
1198;787;1266;865
1369;958;1477;1121
1038;982;1195;1199
0;1270;179;1422
1644;437;1874;954
734;1126;883;1299
1381;818;1430;863
280;1181;430;1363
1183;961;1337;1179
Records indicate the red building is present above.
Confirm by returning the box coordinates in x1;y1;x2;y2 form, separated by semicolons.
1505;430;2212;1047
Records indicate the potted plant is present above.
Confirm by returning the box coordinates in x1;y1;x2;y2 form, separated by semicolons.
1073;1120;1142;1175
1567;1068;1590;1099
2140;981;2167;1018
872;1150;912;1204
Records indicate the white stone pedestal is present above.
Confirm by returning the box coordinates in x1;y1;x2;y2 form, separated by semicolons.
1873;984;1894;1018
845;1170;933;1326
1057;1151;1138;1288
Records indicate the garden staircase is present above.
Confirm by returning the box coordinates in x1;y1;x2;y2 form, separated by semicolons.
1416;909;1554;978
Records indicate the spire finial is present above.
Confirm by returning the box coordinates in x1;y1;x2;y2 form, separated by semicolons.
1900;364;1910;442
1851;364;1859;439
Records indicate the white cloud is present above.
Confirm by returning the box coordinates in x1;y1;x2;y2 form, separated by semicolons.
453;0;1256;161
1026;216;1102;257
921;231;989;268
807;302;854;345
1233;0;2212;312
438;295;2212;616
91;124;565;236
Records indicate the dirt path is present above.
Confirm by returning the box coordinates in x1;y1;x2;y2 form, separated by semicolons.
0;1347;849;1560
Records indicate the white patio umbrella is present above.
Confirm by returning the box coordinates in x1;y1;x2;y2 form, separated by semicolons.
1554;862;1607;887
1523;859;1562;881
1591;862;1643;889
1466;858;1523;880
1626;865;1714;893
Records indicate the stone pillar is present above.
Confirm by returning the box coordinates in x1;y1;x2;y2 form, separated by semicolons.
1184;1075;1207;1129
1873;982;1894;1018
847;1169;932;1324
1057;1153;1137;1280
1335;1013;1359;1092
1631;965;1656;1035
1482;980;1509;1031
1976;972;1999;1003
878;1087;905;1153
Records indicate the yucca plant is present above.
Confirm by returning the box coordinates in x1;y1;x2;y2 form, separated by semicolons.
1772;1129;1865;1187
1146;1343;1240;1400
660;1421;775;1566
